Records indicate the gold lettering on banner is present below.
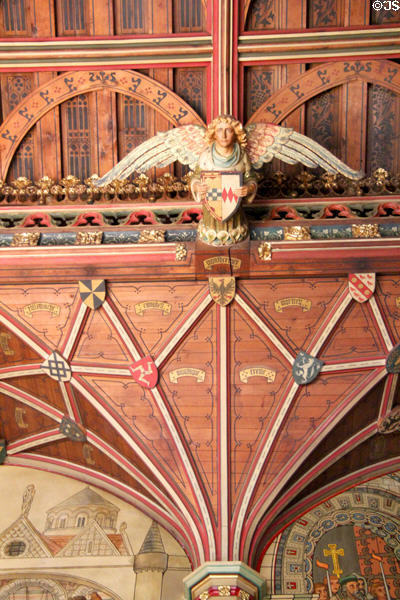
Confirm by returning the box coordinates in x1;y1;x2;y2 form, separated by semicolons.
169;368;206;383
274;298;312;313
15;407;28;429
0;333;13;356
203;257;241;271
240;367;276;383
83;443;95;465
23;302;61;319
134;301;171;316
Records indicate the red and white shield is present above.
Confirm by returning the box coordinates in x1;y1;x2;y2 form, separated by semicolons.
201;171;242;222
348;273;376;302
129;356;158;389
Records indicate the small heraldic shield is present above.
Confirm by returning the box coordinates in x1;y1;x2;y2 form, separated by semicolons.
41;351;71;382
0;440;6;464
79;279;106;310
129;356;158;389
293;350;324;385
201;171;242;222
59;415;87;442
348;273;375;303
209;276;235;306
386;342;400;374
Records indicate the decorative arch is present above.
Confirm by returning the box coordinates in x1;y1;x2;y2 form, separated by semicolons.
0;69;205;179
247;59;400;125
252;457;400;570
0;575;124;600
0;578;66;600
269;483;400;595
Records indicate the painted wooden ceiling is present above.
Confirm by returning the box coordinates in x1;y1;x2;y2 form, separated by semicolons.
1;0;400;576
1;261;399;568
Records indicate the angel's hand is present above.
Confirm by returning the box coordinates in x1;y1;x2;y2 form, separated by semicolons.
233;185;250;198
193;182;208;201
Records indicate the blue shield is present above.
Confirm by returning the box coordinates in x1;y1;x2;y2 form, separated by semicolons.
386;343;400;374
293;351;324;385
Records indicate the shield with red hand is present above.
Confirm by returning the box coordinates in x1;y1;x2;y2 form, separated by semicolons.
129;356;158;389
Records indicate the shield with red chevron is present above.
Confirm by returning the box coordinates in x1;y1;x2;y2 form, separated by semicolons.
348;273;375;302
201;171;242;222
129;356;158;389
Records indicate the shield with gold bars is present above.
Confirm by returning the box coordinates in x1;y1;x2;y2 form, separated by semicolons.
201;171;242;222
209;276;236;306
79;280;106;309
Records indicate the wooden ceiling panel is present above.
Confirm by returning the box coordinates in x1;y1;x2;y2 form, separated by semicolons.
73;307;130;364
230;301;292;508
5;374;69;413
0;322;43;365
159;304;218;511
319;301;386;361
284;376;386;490
239;278;347;355
289;432;400;511
108;281;208;356
31;437;153;497
250;370;380;511
72;385;168;490
0;395;57;443
375;275;400;344
79;374;196;503
0;284;81;351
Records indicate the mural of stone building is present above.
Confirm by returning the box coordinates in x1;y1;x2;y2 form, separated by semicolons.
0;467;191;600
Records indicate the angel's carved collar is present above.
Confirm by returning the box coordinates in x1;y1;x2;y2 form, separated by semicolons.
211;142;240;168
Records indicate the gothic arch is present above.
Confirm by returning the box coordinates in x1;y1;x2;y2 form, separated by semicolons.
0;69;205;179
247;59;400;125
270;485;400;594
0;578;66;600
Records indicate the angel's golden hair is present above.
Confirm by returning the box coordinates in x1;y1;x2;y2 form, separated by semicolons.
205;115;247;148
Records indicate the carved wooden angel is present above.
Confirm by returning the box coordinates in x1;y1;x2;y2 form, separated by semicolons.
96;115;363;246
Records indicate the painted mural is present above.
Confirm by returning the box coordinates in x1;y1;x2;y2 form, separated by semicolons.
0;466;191;600
261;473;400;599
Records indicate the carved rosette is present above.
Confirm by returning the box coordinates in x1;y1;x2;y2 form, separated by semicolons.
194;585;253;599
257;242;272;261
75;231;103;245
175;243;187;261
138;230;165;243
284;225;311;241
11;232;40;246
352;223;380;238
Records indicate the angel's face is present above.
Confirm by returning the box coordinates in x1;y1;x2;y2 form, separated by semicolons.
214;122;236;150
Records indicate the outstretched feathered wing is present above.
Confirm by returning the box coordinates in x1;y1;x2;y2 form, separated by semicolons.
95;124;208;186
245;123;364;180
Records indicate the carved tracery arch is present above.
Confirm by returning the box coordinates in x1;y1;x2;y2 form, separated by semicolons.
0;69;204;179
248;59;400;125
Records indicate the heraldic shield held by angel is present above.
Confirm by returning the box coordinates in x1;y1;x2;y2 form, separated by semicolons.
96;115;363;247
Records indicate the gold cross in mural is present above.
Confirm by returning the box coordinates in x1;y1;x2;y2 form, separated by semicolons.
323;543;344;578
